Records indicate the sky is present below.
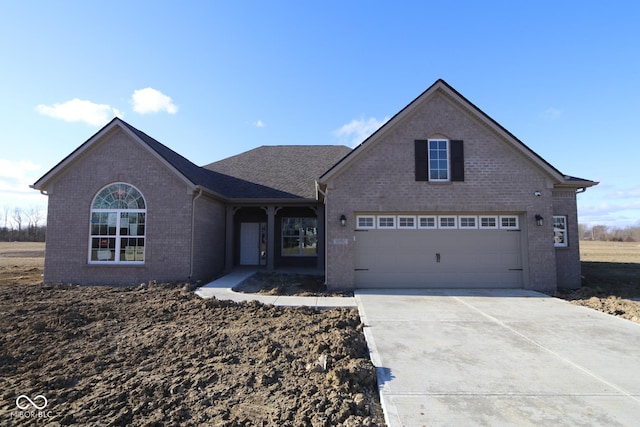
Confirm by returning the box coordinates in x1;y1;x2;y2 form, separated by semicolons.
1;1;639;228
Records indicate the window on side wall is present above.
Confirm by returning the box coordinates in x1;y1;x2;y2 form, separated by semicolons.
89;183;146;264
553;216;568;247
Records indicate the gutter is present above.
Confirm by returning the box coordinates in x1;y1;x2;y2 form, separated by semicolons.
189;187;204;280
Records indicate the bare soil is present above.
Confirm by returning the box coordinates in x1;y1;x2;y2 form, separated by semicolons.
234;272;353;297
553;241;640;323
1;240;638;425
0;243;384;426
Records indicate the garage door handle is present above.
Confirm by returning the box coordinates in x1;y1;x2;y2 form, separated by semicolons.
509;268;523;271
436;253;441;263
355;268;369;271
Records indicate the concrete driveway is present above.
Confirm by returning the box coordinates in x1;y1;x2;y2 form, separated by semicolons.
355;289;640;427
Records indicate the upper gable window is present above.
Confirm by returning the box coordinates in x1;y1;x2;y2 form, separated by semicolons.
429;139;449;181
89;183;146;264
415;139;464;182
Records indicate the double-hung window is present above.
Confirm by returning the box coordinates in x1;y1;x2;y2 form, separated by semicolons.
89;183;146;264
429;139;449;181
282;217;318;256
415;139;464;182
553;216;568;247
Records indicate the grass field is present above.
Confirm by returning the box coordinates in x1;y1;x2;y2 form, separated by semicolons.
579;240;640;263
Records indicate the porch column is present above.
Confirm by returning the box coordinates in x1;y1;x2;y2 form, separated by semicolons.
266;206;276;271
317;205;325;271
224;206;235;272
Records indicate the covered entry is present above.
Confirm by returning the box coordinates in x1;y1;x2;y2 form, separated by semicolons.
354;214;524;289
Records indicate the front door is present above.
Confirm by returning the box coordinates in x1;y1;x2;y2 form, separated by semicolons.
240;222;265;265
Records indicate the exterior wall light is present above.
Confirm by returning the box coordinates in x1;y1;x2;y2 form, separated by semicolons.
339;214;347;227
535;214;544;227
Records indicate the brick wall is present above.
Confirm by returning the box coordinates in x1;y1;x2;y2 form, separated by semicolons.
43;127;200;285
191;193;226;282
553;190;581;289
324;91;561;291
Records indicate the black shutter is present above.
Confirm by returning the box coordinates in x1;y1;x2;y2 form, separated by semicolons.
450;140;464;182
415;140;429;181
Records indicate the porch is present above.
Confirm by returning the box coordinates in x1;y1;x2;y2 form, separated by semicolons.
224;204;325;273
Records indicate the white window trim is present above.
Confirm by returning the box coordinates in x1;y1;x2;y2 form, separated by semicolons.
356;215;376;230
428;139;450;182
459;216;478;229
397;216;417;229
499;215;520;230
88;209;147;265
89;183;146;265
418;215;438;229
356;214;523;231
377;216;396;229
553;215;568;247
479;216;499;229
438;216;458;229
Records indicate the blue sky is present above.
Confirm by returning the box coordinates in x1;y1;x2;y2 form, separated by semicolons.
1;1;638;227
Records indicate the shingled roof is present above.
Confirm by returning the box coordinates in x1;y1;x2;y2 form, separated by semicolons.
203;145;352;199
32;118;352;201
126;121;352;199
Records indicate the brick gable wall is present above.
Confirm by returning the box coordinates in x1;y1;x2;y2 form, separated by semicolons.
325;92;563;291
43;128;222;285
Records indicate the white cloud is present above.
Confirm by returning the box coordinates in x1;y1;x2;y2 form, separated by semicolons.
607;187;640;199
253;120;265;128
131;88;178;114
540;107;562;120
0;159;46;208
36;99;121;126
333;116;390;146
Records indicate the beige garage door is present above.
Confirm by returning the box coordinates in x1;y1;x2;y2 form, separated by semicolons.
354;228;523;289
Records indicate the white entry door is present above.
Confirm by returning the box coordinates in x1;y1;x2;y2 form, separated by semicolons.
240;222;260;265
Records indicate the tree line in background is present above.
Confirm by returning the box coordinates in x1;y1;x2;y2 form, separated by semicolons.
579;223;640;242
1;206;46;242
1;204;639;243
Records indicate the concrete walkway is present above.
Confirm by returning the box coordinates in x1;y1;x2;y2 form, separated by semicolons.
194;270;356;308
356;289;640;427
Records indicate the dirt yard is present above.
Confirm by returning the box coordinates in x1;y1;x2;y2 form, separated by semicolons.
1;240;639;425
0;243;384;426
554;240;640;322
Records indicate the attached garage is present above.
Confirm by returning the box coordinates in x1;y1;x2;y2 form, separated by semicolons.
354;214;524;289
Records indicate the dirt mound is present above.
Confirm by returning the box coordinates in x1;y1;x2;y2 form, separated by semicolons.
553;261;640;323
0;283;385;426
234;272;353;297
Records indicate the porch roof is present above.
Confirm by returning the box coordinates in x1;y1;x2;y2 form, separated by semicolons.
203;145;351;199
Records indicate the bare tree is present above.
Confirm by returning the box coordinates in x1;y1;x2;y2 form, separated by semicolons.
24;206;44;239
11;207;23;233
2;205;9;229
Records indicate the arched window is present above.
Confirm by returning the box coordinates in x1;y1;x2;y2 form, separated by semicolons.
89;183;146;263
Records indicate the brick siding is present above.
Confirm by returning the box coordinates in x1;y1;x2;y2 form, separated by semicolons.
43;128;225;285
324;91;562;292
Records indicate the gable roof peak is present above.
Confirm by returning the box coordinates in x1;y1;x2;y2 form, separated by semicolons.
320;79;595;189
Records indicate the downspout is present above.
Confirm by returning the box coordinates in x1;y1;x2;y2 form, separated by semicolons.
323;189;329;285
189;188;203;281
316;180;330;285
